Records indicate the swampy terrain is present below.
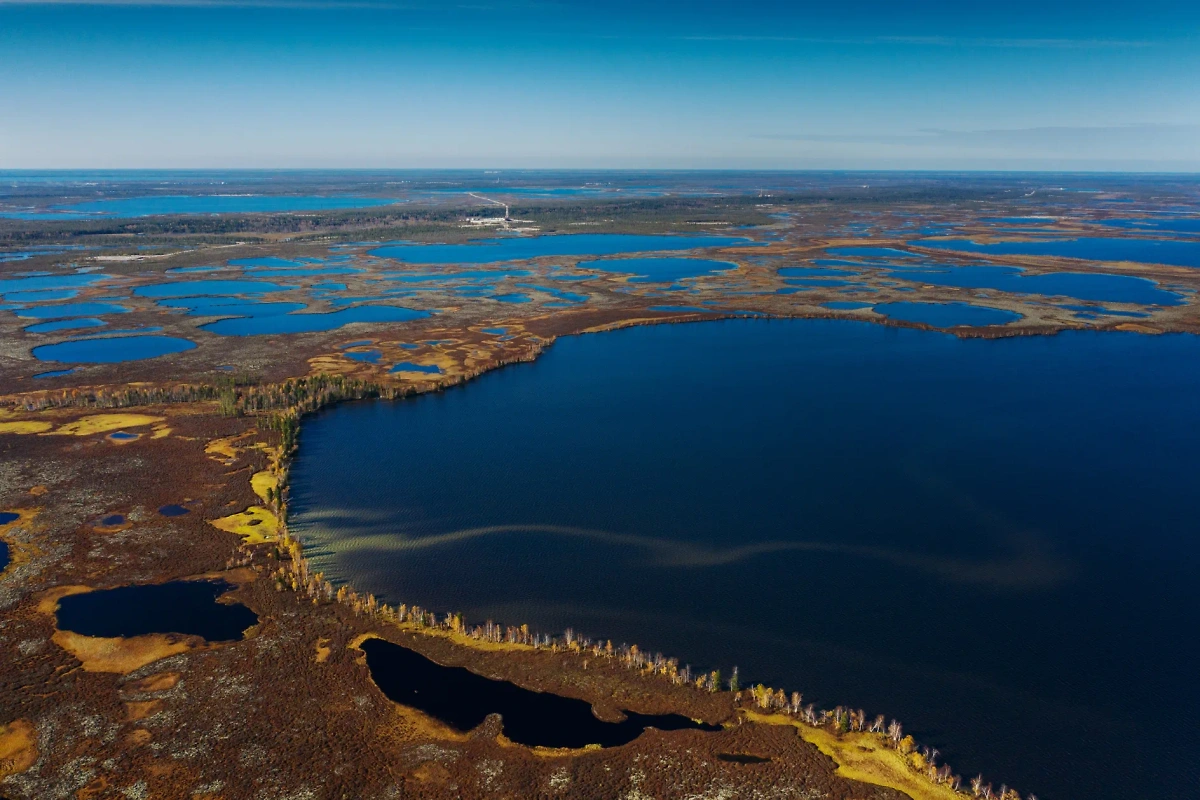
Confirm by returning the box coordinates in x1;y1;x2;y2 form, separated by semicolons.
1;170;1198;800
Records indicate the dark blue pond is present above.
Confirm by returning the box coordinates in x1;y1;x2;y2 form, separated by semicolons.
3;289;79;303
24;317;107;334
15;302;128;319
361;637;719;748
201;305;429;336
7;195;398;219
578;257;738;283
390;362;442;374
372;235;746;264
0;274;110;293
344;349;383;364
874;301;1020;327
1097;218;1200;234
291;319;1200;800
55;580;257;640
33;368;76;379
158;504;190;517
133;280;290;299
32;335;197;363
891;265;1182;306
916;237;1200;268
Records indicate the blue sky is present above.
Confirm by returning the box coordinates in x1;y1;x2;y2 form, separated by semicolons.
1;0;1198;170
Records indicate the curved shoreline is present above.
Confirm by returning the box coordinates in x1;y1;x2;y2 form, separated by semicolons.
258;315;1032;800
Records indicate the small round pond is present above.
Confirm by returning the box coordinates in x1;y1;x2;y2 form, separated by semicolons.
55;580;257;641
32;335;198;363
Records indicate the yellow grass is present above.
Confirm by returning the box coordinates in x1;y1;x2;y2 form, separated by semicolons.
204;432;255;462
124;700;164;721
581;317;672;334
209;506;279;544
0;508;36;530
52;630;194;674
250;471;277;503
315;637;331;663
36;584;90;616
126;671;181;693
744;711;964;800
1115;323;1162;334
0;719;37;778
0;421;53;434
49;413;165;437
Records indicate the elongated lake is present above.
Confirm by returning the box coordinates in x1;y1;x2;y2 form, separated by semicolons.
290;319;1200;800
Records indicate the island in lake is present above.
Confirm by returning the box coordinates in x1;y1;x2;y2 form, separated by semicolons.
1;171;1198;800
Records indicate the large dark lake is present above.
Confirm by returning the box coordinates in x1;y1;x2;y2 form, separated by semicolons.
290;319;1200;800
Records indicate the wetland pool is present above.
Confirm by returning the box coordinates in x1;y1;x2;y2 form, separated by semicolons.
55;580;257;640
32;335;197;363
361;637;719;748
916;237;1200;268
291;318;1200;800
